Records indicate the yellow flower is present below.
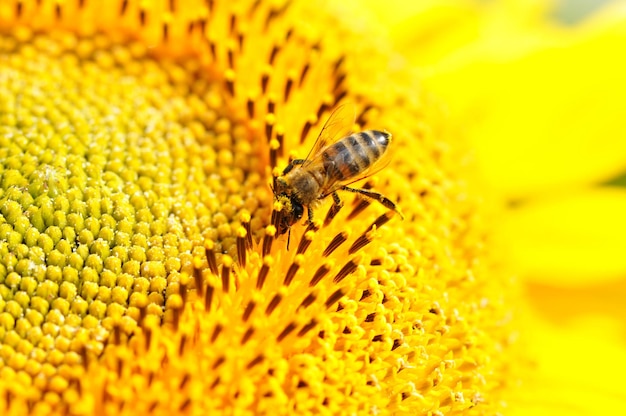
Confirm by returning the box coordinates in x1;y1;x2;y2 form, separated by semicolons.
364;0;626;413
12;0;626;415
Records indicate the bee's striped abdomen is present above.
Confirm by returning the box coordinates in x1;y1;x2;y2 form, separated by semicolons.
322;130;390;181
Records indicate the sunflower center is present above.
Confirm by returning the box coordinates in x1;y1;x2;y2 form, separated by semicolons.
0;28;269;386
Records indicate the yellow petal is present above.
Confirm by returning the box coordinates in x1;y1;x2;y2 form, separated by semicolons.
526;279;626;332
497;187;626;285
509;308;626;415
413;3;626;198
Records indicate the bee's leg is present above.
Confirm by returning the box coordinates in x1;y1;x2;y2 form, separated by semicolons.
282;159;306;175
340;186;404;219
307;206;315;224
323;192;344;225
332;192;343;208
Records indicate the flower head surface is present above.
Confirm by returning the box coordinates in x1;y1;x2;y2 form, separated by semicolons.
0;0;522;414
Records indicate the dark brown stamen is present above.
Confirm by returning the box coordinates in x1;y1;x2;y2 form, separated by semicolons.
204;284;214;312
333;73;346;92
228;48;235;70
324;202;342;226
270;208;280;231
256;262;270;290
205;242;219;276
316;102;330;120
265;293;282;315
138;303;147;327
112;324;121;345
225;74;235;97
237;32;244;51
79;345;89;369
221;262;231;292
179;278;188;305
116;355;123;377
243;301;256;322
333;56;346;74
284;77;294;102
262;227;275;257
163;22;169;42
299;63;310;86
276;130;284;158
241;327;255;344
356;104;374;126
212;355;225;370
210;324;223;343
283;261;300;286
247;97;255;119
300;120;312;144
247;0;262;16
309;264;330;286
178;334;187;356
179;399;191;412
333;259;358;284
323;232;348;257
367;212;394;233
334;90;347;106
209;41;217;61
172;305;181;330
325;289;345;309
296;229;314;255
347;199;370;220
284;27;294;40
269;45;280;65
147;370;155;387
237;231;247;268
276;322;297;342
298;293;316;309
261;73;270;94
210;376;221;390
229;13;237;35
120;0;128;15
243;218;253;249
193;268;204;297
269;142;278;170
297;319;318;337
349;232;372;254
246;354;264;369
145;327;152;351
265;117;274;142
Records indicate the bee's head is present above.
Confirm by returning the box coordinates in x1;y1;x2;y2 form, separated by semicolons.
274;194;304;236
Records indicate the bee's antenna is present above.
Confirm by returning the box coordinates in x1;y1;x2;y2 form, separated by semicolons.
287;227;291;250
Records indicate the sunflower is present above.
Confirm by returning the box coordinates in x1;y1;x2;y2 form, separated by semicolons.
0;0;622;415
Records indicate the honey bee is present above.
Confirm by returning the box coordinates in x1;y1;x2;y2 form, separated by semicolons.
273;104;402;237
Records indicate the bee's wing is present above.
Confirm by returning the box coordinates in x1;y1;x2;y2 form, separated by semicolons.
302;103;356;166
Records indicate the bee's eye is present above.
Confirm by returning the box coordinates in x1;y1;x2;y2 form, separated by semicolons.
293;202;304;221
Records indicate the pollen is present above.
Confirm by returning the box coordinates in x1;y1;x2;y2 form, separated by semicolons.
0;0;521;415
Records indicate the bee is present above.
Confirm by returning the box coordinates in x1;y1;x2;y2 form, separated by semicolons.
273;104;402;238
